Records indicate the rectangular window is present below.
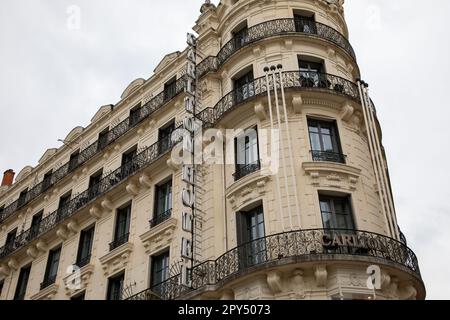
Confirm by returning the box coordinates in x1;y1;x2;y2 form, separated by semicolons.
29;210;43;239
158;121;175;154
234;127;260;180
68;150;80;172
294;13;317;34
319;195;355;230
5;228;17;250
17;189;28;207
121;146;137;166
110;204;131;251
41;247;61;290
163;77;177;101
151;251;170;292
129;104;142;127
299;58;325;88
76;225;95;268
56;191;72;222
42;170;53;192
88;169;103;199
14;265;31;300
107;272;124;300
308;118;345;163
151;180;173;227
0;279;4;298
236;205;266;267
98;127;110;151
232;23;249;49
71;291;86;300
234;69;254;103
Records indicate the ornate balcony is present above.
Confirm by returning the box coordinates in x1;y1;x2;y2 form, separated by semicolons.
0;76;186;225
127;228;421;300
150;209;172;228
311;150;347;164
233;160;261;181
197;71;360;128
197;18;356;79
109;233;130;252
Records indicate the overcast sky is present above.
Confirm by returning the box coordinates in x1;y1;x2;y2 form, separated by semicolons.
0;0;449;299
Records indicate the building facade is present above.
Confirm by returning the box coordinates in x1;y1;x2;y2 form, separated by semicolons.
0;0;425;301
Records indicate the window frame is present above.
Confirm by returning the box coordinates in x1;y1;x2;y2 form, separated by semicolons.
14;265;31;300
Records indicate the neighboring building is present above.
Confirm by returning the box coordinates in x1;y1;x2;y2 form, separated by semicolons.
0;0;425;301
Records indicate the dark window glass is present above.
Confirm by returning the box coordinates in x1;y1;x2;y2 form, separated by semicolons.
107;272;124;300
151;251;170;289
71;291;85;300
14;265;31;300
76;226;95;268
5;228;17;250
42;247;61;290
236;205;266;267
30;211;43;239
17;189;28;207
164;78;177;101
158;122;175;154
152;180;172;227
319;195;355;230
294;14;317;34
111;204;131;251
234;127;260;180
42;170;53;191
0;279;4;297
121;146;137;166
299;59;325;87
234;70;254;103
233;24;249;49
68;150;80;172
121;146;138;177
308;119;345;163
129;104;142;127
98;128;110;151
88;169;103;198
57;192;72;222
0;205;4;219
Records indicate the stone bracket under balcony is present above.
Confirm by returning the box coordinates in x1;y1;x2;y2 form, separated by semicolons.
140;218;177;254
99;243;133;277
227;173;270;211
63;264;95;297
31;283;59;300
302;162;361;191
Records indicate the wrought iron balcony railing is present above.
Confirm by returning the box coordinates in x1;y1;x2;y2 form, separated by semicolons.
0;128;183;260
76;255;92;269
128;228;421;300
40;275;57;291
150;209;172;228
197;71;360;128
196;18;356;79
311;150;347;164
109;233;130;252
0;76;186;225
233;160;261;181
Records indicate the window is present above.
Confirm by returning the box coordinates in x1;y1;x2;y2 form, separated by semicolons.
76;225;95;268
0;205;4;219
5;228;17;251
56;191;72;222
294;13;316;34
41;246;61;290
236;205;266;267
14;265;31;300
17;189;28;207
121;146;138;176
234;127;260;180
299;58;325;88
163;77;177;101
158;121;175;154
107;272;124;300
29;211;43;239
232;22;249;49
234;69;254;103
308;118;345;163
88;169;103;199
68;150;80;172
42;170;53;192
319;195;355;230
0;279;4;298
71;291;86;300
151;251;170;293
98;127;110;151
110;204;131;251
129;104;142;128
151;179;173;227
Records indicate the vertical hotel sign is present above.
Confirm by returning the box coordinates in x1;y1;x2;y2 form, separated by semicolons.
180;32;198;287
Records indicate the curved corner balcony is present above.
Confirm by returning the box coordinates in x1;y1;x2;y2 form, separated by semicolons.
128;228;422;300
196;71;360;128
197;18;356;79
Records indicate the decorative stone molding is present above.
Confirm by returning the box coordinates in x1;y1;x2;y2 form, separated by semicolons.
126;182;140;196
67;219;79;234
101;198;114;211
56;226;69;241
36;240;48;252
399;281;418;300
63;264;95;297
99;243;133;277
340;102;354;122
26;245;39;260
303;162;361;191
140;218;177;254
7;258;19;271
89;205;103;220
314;264;328;287
226;174;270;211
31;283;59;300
167;158;181;171
266;270;283;294
254;102;267;121
139;174;152;189
0;263;10;276
292;94;304;114
220;289;235;300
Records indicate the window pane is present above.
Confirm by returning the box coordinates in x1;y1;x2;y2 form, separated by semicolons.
310;133;321;150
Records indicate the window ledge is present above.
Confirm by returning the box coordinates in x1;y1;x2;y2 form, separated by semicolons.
302;162;361;190
226;171;271;211
31;283;59;300
62;264;95;297
99;243;133;277
140;218;177;255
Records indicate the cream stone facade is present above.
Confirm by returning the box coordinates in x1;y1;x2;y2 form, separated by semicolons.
0;0;425;301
